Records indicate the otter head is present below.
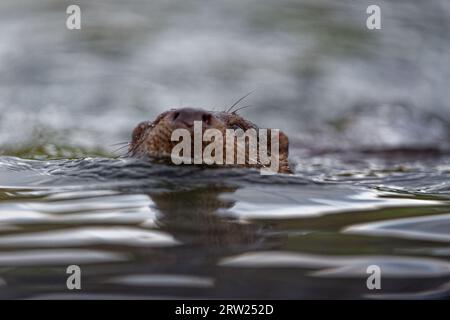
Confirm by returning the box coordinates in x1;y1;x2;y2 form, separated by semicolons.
128;107;291;173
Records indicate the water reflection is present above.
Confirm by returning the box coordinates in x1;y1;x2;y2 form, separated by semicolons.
108;274;214;288
0;249;127;266
219;251;450;278
0;157;450;299
151;186;265;247
345;213;450;243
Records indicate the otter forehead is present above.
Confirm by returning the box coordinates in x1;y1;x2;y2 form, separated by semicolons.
156;107;258;129
130;107;259;148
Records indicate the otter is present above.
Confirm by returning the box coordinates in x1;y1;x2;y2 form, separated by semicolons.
128;107;291;173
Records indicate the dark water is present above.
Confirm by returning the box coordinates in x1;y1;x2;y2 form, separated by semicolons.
1;153;450;299
0;0;450;299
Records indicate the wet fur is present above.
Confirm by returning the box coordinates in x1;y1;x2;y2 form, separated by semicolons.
129;108;291;173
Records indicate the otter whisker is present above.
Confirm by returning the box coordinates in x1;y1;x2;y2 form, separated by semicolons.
111;143;131;155
225;91;254;113
110;141;131;156
110;141;129;147
232;105;255;115
247;155;264;167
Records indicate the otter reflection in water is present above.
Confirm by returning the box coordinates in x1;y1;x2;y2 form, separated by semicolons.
150;184;283;249
101;183;285;298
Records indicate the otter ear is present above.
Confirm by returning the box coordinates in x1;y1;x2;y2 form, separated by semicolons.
278;130;289;156
265;129;289;156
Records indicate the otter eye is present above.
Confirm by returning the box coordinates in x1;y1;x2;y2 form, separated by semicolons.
202;114;212;125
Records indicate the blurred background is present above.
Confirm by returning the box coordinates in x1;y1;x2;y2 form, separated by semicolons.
0;0;449;157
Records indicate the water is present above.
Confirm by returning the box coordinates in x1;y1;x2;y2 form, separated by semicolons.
0;154;449;299
0;0;449;299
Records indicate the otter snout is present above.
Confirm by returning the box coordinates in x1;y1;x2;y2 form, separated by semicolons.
169;108;215;128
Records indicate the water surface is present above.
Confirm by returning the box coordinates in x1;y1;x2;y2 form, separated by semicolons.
1;153;449;299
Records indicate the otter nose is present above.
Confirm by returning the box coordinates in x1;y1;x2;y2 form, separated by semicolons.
170;108;213;127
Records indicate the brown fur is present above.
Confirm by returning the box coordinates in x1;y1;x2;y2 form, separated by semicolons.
129;108;291;173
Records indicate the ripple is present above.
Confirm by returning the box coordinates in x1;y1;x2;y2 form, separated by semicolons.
0;205;156;225
22;194;152;214
365;281;450;299
226;187;440;219
401;247;450;257
0;227;180;247
107;274;214;288
219;251;450;277
0;249;127;266
344;213;450;243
